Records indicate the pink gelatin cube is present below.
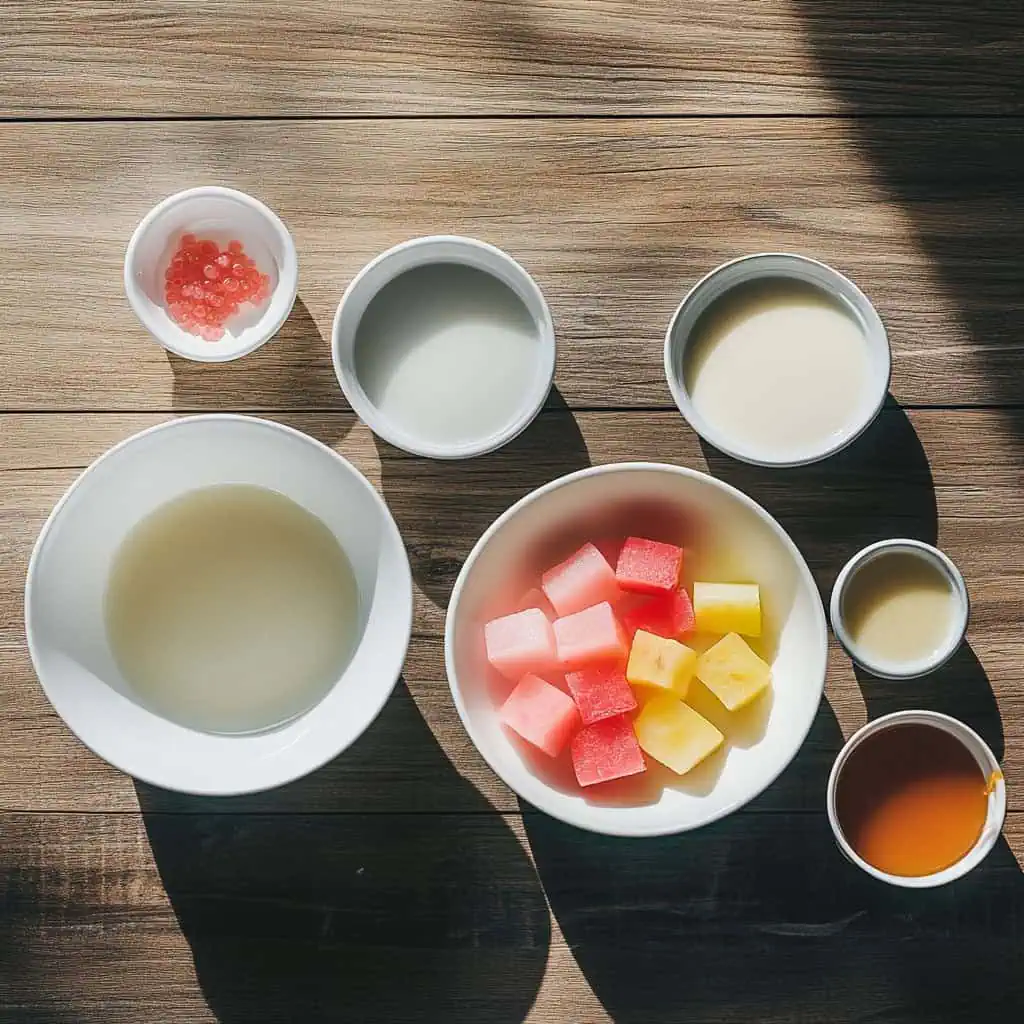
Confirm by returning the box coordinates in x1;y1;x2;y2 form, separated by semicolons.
566;665;638;726
615;537;684;595
553;601;629;671
622;588;695;640
571;714;646;787
500;673;581;757
484;608;557;681
542;542;621;617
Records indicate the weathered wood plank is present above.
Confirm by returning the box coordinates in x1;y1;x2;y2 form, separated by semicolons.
0;119;1022;410
0;1;1020;116
1;409;1021;813
0;811;1021;1022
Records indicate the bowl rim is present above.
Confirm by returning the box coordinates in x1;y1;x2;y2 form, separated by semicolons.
825;709;1006;887
663;252;892;468
330;234;556;460
444;460;829;837
829;538;970;680
24;413;413;796
123;185;299;364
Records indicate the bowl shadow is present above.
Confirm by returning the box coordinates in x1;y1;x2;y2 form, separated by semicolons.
855;643;1005;762
135;679;550;1024
167;296;347;421
525;749;1024;1022
699;397;937;601
377;385;590;610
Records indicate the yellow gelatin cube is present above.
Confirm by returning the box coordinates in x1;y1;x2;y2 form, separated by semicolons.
625;629;697;697
635;694;724;775
692;582;761;637
695;632;771;711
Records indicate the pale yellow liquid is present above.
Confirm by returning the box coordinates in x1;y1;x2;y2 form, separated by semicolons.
684;279;871;460
843;552;955;667
105;484;359;734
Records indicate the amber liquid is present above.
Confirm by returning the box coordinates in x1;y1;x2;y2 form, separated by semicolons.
835;724;988;877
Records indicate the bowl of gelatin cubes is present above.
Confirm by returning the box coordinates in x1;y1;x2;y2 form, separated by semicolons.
124;186;298;362
445;463;828;836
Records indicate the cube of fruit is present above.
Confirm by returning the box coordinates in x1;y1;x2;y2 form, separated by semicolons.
541;542;621;617
692;582;761;637
622;588;695;640
565;665;638;726
500;673;581;757
484;608;557;680
625;629;697;697
615;537;684;595
570;714;646;787
553;601;629;670
635;694;724;775
695;632;771;711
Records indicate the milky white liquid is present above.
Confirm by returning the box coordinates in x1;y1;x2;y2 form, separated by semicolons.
354;263;541;447
843;551;955;667
105;485;359;734
684;279;872;460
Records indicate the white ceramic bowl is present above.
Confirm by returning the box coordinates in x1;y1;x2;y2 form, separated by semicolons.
124;186;298;362
445;462;828;836
830;539;970;680
827;710;1006;888
664;253;891;467
331;235;556;459
25;415;413;796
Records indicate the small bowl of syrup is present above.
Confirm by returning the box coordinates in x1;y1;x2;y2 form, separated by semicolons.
827;710;1005;888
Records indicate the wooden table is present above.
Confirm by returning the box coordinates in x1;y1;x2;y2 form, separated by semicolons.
2;3;1022;1021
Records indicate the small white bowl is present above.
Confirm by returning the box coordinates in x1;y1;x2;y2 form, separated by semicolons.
331;235;556;459
25;415;413;796
664;253;891;467
827;710;1006;888
445;462;828;837
124;186;298;362
830;538;970;680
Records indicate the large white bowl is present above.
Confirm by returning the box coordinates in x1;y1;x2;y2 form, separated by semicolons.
445;463;828;836
25;415;413;796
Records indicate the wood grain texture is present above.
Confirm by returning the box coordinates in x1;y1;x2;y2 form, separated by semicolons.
0;811;1021;1023
3;408;1021;814
0;119;1023;411
0;1;1021;116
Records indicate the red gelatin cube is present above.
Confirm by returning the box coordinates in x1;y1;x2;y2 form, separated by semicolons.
616;537;684;595
553;601;629;671
566;665;637;726
500;673;580;758
542;542;620;617
571;714;646;787
622;588;695;640
484;608;558;681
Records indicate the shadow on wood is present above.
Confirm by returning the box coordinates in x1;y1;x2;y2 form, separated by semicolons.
856;643;1005;762
166;296;348;420
794;1;1024;433
526;715;1024;1022
700;399;937;600
377;386;590;609
135;679;550;1023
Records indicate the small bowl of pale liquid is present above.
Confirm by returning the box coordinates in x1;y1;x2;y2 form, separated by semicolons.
665;253;891;467
830;539;970;680
25;415;413;795
332;235;556;459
